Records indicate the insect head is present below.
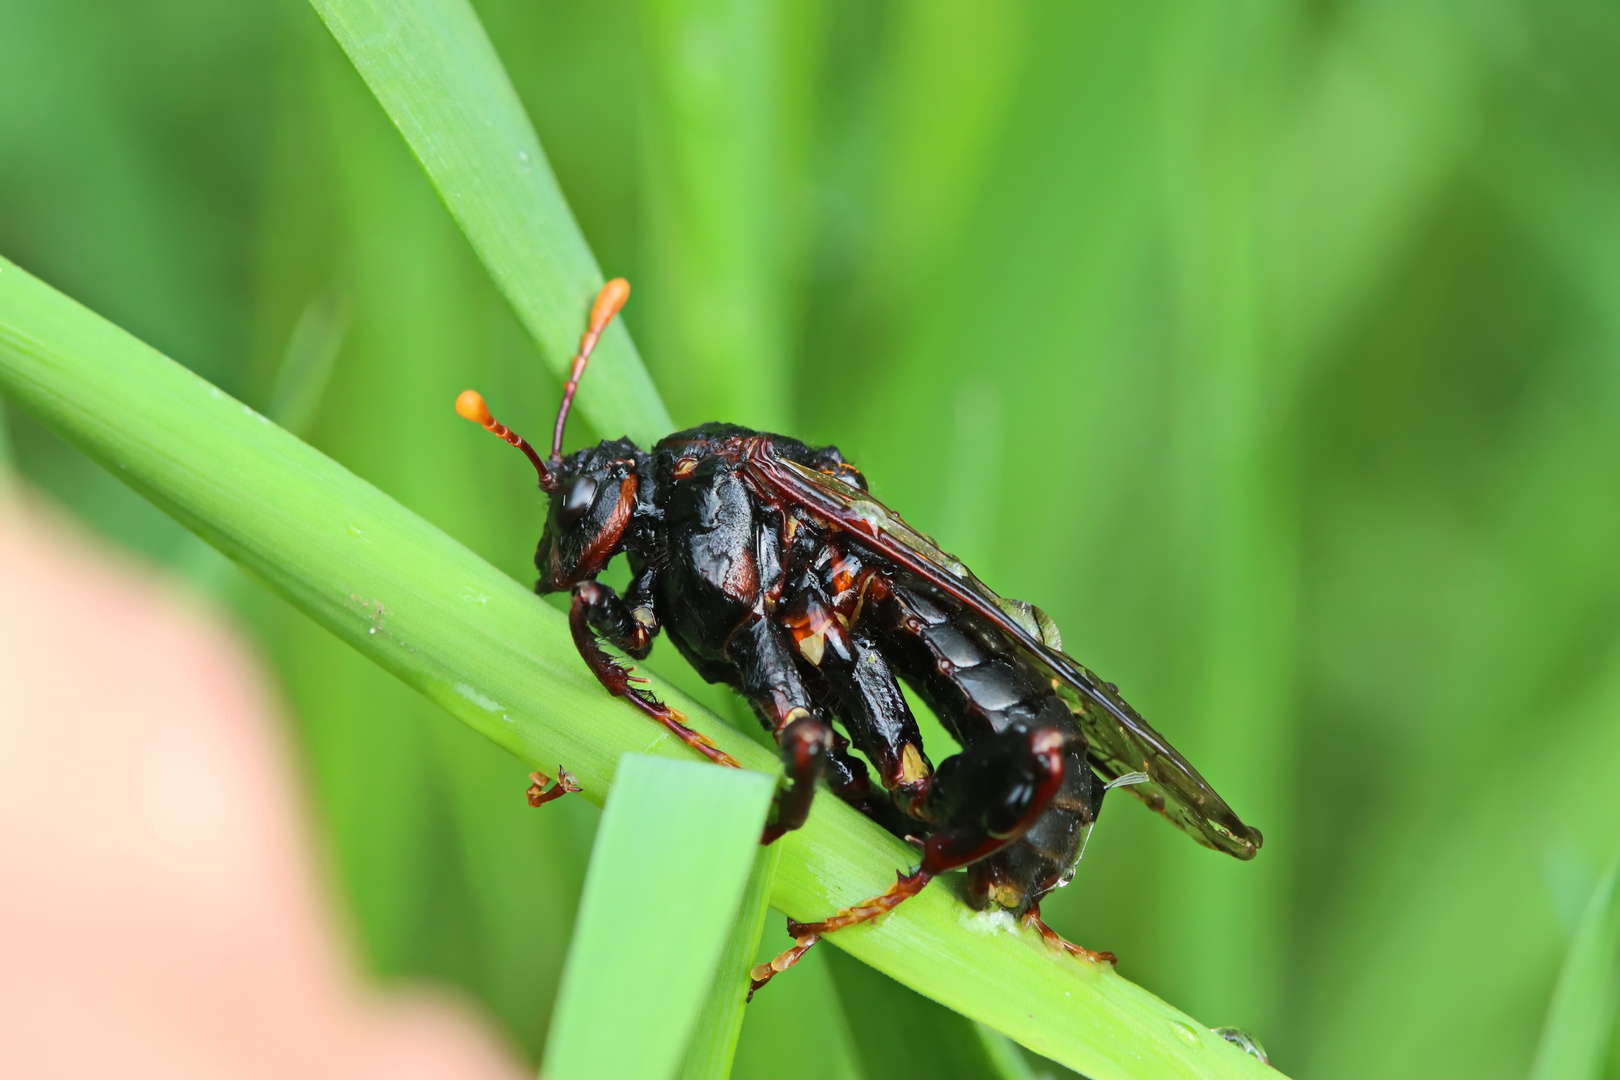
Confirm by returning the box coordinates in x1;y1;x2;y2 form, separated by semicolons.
454;278;634;590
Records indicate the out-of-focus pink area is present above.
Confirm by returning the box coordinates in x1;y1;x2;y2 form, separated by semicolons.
0;500;529;1080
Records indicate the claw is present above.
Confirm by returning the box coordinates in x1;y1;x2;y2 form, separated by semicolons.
623;688;741;767
747;933;820;1000
527;766;583;808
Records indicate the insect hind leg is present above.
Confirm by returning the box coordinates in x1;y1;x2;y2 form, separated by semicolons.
750;725;1072;996
1022;902;1116;965
965;750;1118;964
748;868;932;999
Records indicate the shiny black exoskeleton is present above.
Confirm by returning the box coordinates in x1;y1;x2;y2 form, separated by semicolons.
459;279;1260;990
540;423;1109;915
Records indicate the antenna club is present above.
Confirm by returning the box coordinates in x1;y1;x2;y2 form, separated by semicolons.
455;389;492;426
455;388;554;489
589;278;631;334
551;277;633;460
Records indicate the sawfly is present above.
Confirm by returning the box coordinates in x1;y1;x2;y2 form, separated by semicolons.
457;279;1262;994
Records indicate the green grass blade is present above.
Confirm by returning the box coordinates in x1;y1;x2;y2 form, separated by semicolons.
264;295;347;440
543;754;775;1080
974;1022;1039;1080
676;843;782;1080
0;392;12;475
172;291;347;592
731;923;863;1080
0;255;1279;1080
637;0;795;432
823;946;1034;1080
305;0;672;447
1530;850;1620;1080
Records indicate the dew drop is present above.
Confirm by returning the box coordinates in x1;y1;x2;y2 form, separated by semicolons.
1170;1020;1200;1045
1212;1027;1269;1065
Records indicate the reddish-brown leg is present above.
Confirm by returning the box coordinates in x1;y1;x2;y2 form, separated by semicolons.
748;869;933;995
748;934;820;1000
526;767;582;808
785;868;933;938
750;726;1073;995
570;583;741;769
1021;903;1115;965
758;712;832;845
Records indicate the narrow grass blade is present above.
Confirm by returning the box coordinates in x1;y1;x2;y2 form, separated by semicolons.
732;922;863;1080
305;0;672;447
637;0;795;431
543;754;774;1080
172;292;346;592
264;295;347;439
823;946;1033;1080
975;1022;1039;1080
1530;850;1620;1080
676;843;782;1080
0;256;1279;1080
0;393;12;476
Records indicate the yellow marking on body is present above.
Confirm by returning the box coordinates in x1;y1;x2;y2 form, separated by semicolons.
899;743;931;783
987;880;1024;909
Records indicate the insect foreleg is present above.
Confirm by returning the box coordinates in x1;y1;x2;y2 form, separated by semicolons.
568;581;740;768
525;766;582;807
572;574;657;658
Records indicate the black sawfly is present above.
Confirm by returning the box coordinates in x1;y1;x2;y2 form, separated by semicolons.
457;279;1261;995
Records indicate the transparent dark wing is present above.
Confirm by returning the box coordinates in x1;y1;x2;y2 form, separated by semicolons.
744;445;1262;860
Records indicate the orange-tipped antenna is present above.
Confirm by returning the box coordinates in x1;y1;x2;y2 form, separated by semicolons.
456;389;555;490
550;277;631;460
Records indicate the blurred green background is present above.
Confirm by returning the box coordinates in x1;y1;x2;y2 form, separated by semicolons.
4;0;1620;1076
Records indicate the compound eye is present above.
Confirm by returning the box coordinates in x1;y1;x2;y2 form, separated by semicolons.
557;475;599;528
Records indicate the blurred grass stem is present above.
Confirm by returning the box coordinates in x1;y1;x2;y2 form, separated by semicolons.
306;0;672;447
1530;849;1620;1080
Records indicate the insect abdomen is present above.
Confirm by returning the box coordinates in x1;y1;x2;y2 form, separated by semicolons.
865;576;1102;913
873;579;1077;745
